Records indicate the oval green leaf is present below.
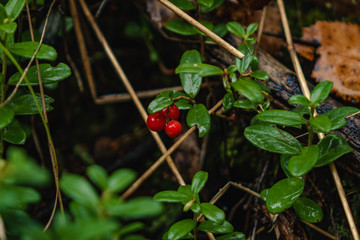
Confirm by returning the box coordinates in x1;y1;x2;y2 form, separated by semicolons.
86;165;108;190
169;0;195;10
107;168;136;193
266;177;305;214
8;94;54;115
60;174;99;206
288;145;319;176
310;81;333;106
293;197;323;223
246;23;258;36
260;188;269;201
8;63;71;86
223;92;234;111
198;0;214;8
288;95;311;107
176;62;223;77
280;155;294;178
236;44;252;74
1;119;26;144
179;50;202;98
256;110;306;128
315;134;353;167
186;104;211;138
8;41;57;60
200;203;225;224
323;106;360;131
244;125;302;154
107;197;163;219
251;70;269;81
147;91;174;114
231;78;264;104
198;220;234;234
233;99;257;110
4;0;25;22
0;22;17;34
167;219;196;240
191;171;208;194
309;115;332;133
165;19;198;35
0;106;15;130
154;190;193;203
226;21;245;38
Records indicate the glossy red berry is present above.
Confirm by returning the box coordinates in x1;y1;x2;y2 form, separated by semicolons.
147;113;166;132
160;107;168;118
168;105;180;120
165;120;182;138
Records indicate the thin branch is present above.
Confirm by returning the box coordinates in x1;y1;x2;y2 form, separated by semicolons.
254;5;268;56
0;215;6;240
78;0;186;187
156;0;244;60
277;0;359;239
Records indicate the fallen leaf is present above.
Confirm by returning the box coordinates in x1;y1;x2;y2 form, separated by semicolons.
301;21;360;102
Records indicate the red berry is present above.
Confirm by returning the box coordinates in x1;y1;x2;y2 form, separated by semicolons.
147;113;166;132
168;105;180;120
165;120;182;138
160;108;168;118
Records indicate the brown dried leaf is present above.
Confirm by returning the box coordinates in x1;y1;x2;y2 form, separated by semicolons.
301;21;360;102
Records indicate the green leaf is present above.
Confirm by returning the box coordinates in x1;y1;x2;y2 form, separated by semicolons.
8;63;71;86
167;219;196;240
250;56;259;71
310;81;333;106
198;220;234;234
200;0;224;12
176;63;223;77
309;115;332;133
165;19;198;35
288;95;311;107
86;165;108;190
212;24;228;38
60;174;99;207
198;0;214;8
260;189;269;201
231;78;264;104
0;186;40;209
251;70;269;81
288;145;319;176
179;50;202;98
233;99;257;110
280;155;294;178
191;171;208;194
169;0;196;10
292;106;311;115
8;42;57;60
266;177;305;214
0;4;7;24
0;22;17;34
4;0;25;22
256;110;306;128
117;222;145;237
1;119;26;144
293;197;323;223
107;197;163;219
200;203;225;224
107;168;136;193
223;92;234;111
175;99;192;110
186;104;211;138
246;23;258;36
0;106;15;130
244;125;302;154
154;190;193;203
147;91;174;114
322;107;359;131
236;44;252;74
315;134;353;167
226;21;245;38
8;94;54;115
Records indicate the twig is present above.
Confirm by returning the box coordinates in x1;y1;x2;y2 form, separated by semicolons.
254;6;267;56
78;0;186;187
156;0;244;60
277;0;360;239
301;220;336;240
0;215;6;240
121;100;223;199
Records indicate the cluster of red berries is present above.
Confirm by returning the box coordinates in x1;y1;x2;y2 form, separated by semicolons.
147;105;182;138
